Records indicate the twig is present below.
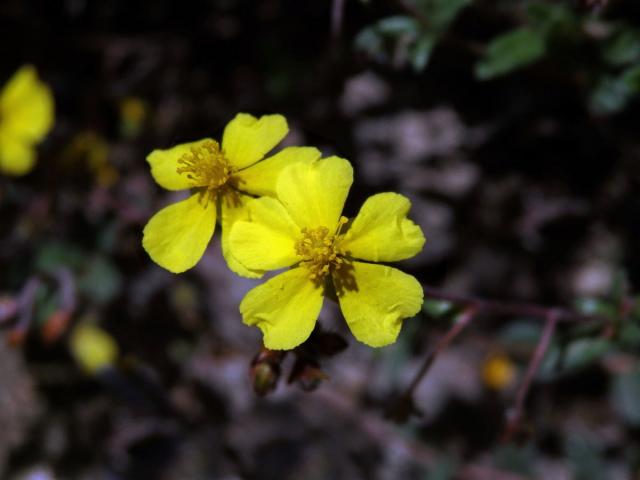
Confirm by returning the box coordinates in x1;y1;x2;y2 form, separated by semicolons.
503;310;559;441
331;0;345;39
387;306;477;421
53;267;77;312
405;305;478;399
422;285;605;324
6;277;41;345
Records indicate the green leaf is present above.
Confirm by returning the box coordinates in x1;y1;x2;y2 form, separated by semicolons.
36;241;87;273
415;0;471;30
78;256;122;305
589;65;640;115
499;321;542;345
410;34;436;72
612;369;640;427
619;322;640;349
475;28;546;80
376;16;420;36
527;2;578;36
574;297;616;318
562;338;613;371
423;299;455;318
602;27;640;67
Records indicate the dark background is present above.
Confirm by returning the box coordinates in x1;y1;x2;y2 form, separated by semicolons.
0;1;639;479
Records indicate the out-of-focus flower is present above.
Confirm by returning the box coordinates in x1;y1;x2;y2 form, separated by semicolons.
481;353;516;390
69;322;119;374
119;96;147;138
229;157;425;349
142;113;320;276
0;65;54;176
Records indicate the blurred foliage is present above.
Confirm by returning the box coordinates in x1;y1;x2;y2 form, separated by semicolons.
356;0;640;113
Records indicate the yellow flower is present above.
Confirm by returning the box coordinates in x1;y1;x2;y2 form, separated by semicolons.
69;322;119;375
0;65;54;176
142;113;320;276
229;156;425;349
481;353;516;390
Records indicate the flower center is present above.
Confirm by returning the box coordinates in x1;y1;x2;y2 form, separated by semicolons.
176;140;231;195
295;217;349;282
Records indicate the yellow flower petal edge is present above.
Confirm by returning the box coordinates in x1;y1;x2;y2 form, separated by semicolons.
276;155;353;230
0;65;54;176
335;262;423;347
234;146;321;197
142;193;217;273
219;191;264;278
146;138;214;191
0;65;54;143
339;192;425;262
229;196;300;271
0;134;35;176
240;268;324;350
222;113;288;170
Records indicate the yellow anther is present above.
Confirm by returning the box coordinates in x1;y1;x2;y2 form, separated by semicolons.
295;225;346;282
176;140;231;196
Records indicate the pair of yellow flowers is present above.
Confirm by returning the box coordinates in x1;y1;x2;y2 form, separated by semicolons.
143;114;426;350
0;66;425;350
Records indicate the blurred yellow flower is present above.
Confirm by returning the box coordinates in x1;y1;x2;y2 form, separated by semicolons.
142;113;320;276
481;353;516;390
69;322;119;375
0;65;54;176
229;157;425;349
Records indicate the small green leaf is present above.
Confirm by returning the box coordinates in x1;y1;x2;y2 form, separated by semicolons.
376;16;420;36
78;256;122;305
423;299;454;318
602;28;640;67
36;241;87;273
611;369;640;426
562;338;613;371
527;2;577;36
410;34;436;71
475;28;546;80
415;0;471;30
574;297;616;317
589;65;640;115
619;322;640;349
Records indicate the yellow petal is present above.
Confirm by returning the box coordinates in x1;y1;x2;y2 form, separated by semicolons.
335;262;423;347
146;138;213;191
142;193;216;273
0;134;36;175
229;196;300;271
240;268;323;350
0;65;54;143
69;323;119;374
222;113;288;170
234;146;321;197
277;156;353;230
219;190;264;278
339;192;425;262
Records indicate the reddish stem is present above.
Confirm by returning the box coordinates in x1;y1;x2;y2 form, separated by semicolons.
503;311;560;441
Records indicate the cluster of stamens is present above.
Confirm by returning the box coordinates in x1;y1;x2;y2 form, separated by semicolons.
294;217;349;282
176;140;231;203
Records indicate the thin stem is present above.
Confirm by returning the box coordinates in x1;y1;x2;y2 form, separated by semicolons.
422;285;605;324
503;310;560;440
331;0;345;39
405;306;478;399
